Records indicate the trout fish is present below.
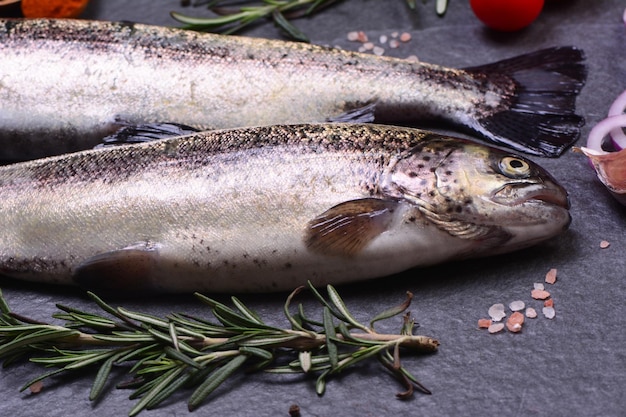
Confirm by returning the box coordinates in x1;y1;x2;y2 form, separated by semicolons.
0;19;585;160
0;124;570;293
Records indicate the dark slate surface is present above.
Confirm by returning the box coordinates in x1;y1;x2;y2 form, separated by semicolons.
1;1;625;416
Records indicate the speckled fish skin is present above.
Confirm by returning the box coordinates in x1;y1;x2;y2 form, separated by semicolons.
0;19;585;160
0;123;570;293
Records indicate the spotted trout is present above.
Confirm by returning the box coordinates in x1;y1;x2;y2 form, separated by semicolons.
0;19;585;160
0;124;570;293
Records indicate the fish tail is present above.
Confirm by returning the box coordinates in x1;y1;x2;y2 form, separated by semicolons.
464;46;587;157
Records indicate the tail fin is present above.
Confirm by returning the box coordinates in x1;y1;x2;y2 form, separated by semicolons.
464;46;586;157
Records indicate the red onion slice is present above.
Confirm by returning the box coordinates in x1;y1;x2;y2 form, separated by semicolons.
607;89;626;149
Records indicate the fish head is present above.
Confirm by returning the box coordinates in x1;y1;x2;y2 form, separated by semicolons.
382;136;570;253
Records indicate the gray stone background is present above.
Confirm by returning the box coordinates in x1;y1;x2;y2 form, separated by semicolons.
1;0;625;416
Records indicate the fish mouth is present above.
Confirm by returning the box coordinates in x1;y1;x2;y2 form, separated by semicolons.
493;181;570;209
523;186;570;209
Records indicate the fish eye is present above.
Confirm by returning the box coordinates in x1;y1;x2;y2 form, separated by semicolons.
498;156;531;178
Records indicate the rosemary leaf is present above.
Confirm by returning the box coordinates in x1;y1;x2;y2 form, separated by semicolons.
90;350;130;401
322;307;338;369
370;291;413;330
238;333;301;347
436;0;448;16
144;370;192;410
188;354;248;411
19;368;67;392
92;333;155;343
272;9;309;42
315;369;330;395
326;285;370;333
283;286;308;332
238;346;274;361
230;296;265;325
306;281;348;322
129;366;187;417
117;343;161;365
118;308;170;330
163;346;203;369
298;350;312;373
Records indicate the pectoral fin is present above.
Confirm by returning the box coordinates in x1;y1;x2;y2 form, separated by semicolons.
305;198;398;257
73;242;161;294
327;102;377;123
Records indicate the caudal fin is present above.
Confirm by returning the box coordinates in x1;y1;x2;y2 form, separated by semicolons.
465;46;586;157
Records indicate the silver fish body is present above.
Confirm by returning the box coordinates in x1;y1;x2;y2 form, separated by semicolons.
0;124;570;293
0;19;585;159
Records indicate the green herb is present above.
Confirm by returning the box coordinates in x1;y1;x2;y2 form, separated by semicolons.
171;0;449;42
0;282;439;415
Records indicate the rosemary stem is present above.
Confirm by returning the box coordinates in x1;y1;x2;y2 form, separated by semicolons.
50;330;438;353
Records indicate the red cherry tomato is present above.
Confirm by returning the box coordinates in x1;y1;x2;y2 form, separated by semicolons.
470;0;544;32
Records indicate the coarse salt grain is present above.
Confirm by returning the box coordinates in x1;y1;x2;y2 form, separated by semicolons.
525;307;538;318
400;32;412;42
506;311;525;333
29;380;43;394
362;42;374;51
488;303;507;321
545;268;557;284
389;39;400;49
531;289;551;300
509;300;525;312
347;31;359;41
478;318;492;328
600;240;610;249
356;31;368;43
405;55;419;63
488;322;505;334
534;283;545;290
373;46;385;56
379;35;388;44
391;31;399;38
543;306;556;319
544;298;554;308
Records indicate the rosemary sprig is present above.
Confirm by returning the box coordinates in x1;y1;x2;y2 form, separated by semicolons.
171;0;449;42
0;283;439;415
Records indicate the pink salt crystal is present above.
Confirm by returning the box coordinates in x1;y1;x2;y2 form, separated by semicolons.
545;268;557;284
356;31;368;43
525;307;538;318
506;311;525;333
29;380;43;394
534;283;545;291
531;289;551;300
347;31;359;41
509;300;525;312
488;322;505;334
478;318;492;329
543;307;556;319
544;298;554;308
600;240;610;249
488;303;506;322
399;32;412;42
